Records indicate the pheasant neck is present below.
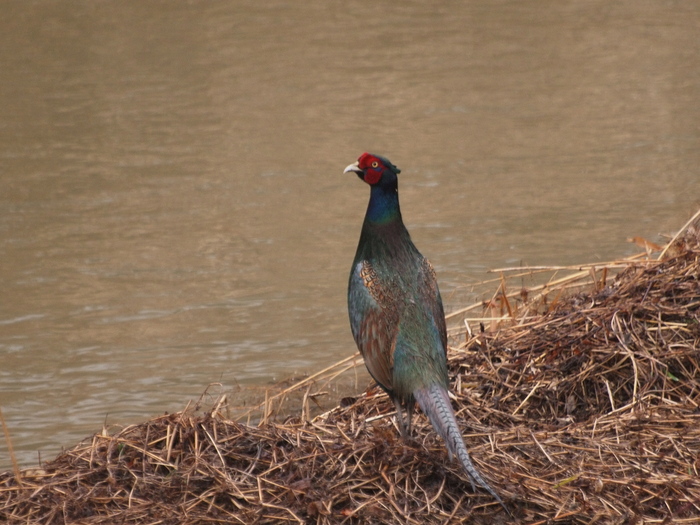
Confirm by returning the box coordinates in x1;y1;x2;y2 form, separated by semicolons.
364;184;401;225
356;184;415;264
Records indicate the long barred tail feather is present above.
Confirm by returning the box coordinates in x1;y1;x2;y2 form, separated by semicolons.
413;384;507;512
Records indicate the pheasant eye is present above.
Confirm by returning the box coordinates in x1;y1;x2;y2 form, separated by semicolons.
371;161;379;168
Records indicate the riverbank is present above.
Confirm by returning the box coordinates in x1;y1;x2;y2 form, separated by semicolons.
2;212;700;524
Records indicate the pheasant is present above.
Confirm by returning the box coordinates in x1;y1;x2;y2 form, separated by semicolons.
345;152;506;510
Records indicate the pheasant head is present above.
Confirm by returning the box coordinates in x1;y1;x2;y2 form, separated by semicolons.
344;152;401;186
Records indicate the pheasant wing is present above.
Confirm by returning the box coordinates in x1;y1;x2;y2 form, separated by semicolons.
348;260;399;393
417;258;448;355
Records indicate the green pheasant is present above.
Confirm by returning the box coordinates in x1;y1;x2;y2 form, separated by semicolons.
345;152;506;510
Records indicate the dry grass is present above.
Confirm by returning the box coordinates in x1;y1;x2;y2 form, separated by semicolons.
2;215;700;524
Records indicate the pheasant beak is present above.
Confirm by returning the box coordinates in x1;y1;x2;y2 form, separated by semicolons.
344;161;363;175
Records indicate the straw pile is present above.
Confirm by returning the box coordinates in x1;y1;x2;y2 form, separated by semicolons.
2;217;700;524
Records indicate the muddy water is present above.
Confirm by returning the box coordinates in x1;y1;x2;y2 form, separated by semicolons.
1;1;699;469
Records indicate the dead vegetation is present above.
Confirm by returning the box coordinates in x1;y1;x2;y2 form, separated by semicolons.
2;213;700;524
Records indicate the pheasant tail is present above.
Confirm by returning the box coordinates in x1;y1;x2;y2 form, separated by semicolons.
413;384;506;511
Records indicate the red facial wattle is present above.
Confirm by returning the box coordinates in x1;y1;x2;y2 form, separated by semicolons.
357;152;375;168
363;168;382;185
357;153;383;185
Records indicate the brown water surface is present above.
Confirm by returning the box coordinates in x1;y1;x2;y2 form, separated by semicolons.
1;1;699;469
